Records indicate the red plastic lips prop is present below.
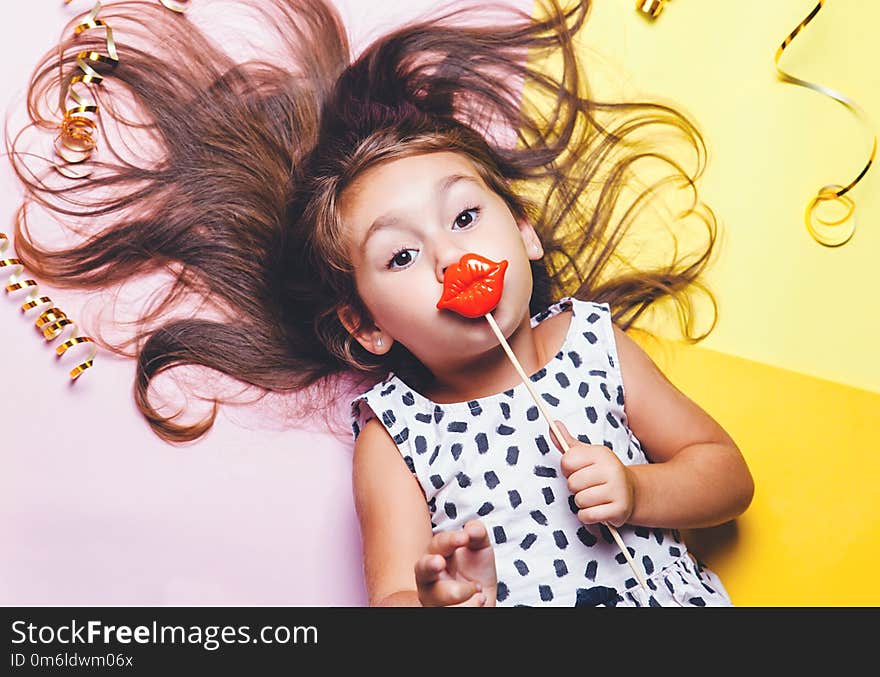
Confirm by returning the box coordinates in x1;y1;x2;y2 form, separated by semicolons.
436;253;508;318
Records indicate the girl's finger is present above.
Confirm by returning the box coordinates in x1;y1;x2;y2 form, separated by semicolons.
435;580;482;606
427;529;469;557
567;466;605;493
462;520;491;550
448;590;488;607
414;553;446;585
573;484;612;509
549;419;576;452
577;503;620;526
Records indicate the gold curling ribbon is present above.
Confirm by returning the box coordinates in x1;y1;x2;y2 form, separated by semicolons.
158;0;192;11
636;0;670;20
63;0;191;12
0;231;97;379
57;1;190;178
55;2;117;179
775;1;876;247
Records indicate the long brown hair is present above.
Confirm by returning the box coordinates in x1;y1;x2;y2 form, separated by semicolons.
7;0;717;443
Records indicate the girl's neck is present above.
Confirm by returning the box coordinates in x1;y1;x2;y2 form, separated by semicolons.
422;308;571;404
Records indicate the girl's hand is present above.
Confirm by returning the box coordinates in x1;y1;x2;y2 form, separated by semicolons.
550;420;635;528
414;519;497;607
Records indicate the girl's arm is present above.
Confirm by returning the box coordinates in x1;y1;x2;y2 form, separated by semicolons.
612;325;755;528
352;417;433;606
352;418;495;606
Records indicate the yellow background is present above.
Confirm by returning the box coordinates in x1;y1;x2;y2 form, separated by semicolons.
530;0;880;605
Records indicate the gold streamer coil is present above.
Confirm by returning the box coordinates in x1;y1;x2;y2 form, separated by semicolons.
57;1;190;178
55;2;117;179
63;0;192;13
775;1;876;247
15;1;190;375
636;0;669;20
0;232;97;379
158;0;192;11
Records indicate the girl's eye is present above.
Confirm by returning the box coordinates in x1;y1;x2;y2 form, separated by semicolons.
386;248;418;270
453;206;481;229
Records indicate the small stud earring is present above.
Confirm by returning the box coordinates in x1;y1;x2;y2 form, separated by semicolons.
375;337;383;349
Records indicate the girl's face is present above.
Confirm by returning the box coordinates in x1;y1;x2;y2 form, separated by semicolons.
338;151;544;376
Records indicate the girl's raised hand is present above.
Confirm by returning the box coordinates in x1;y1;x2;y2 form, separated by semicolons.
550;420;636;528
414;519;497;607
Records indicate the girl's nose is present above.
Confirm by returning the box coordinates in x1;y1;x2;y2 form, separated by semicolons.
435;240;468;283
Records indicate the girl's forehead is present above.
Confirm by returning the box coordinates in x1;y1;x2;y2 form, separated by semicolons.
345;151;481;201
339;152;487;257
340;152;483;231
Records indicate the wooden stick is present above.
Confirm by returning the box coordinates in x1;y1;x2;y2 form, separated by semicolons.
484;312;649;592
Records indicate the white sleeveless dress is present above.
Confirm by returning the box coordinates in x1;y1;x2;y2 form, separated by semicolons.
351;297;733;606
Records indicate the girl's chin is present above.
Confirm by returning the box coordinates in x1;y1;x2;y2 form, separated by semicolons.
433;288;528;333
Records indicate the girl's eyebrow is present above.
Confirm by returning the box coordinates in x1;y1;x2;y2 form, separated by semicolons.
360;173;481;252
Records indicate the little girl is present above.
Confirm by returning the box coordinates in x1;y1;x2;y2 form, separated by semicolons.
9;0;753;606
345;150;752;607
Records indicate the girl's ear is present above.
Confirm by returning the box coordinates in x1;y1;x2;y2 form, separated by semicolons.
517;221;544;260
337;304;393;355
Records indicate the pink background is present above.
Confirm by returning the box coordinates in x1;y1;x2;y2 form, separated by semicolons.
0;0;531;605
